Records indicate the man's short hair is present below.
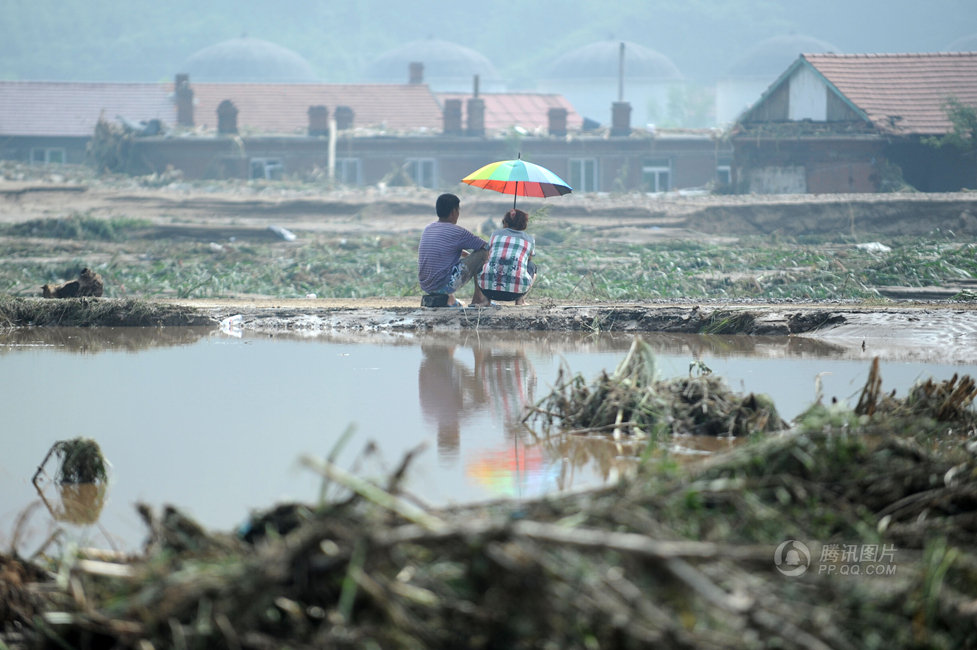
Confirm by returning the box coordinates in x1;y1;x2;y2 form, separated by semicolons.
436;193;460;220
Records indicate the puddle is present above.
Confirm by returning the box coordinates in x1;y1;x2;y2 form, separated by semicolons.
2;327;975;554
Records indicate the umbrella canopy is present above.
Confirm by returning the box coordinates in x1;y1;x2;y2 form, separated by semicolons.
461;154;572;208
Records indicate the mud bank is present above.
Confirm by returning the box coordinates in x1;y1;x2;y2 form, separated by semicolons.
184;298;977;364
5;297;977;363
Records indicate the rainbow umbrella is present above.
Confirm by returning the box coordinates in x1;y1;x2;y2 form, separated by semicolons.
461;153;572;209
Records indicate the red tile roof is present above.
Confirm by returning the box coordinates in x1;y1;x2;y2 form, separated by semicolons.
0;82;174;136
436;92;582;134
190;83;443;134
803;52;977;135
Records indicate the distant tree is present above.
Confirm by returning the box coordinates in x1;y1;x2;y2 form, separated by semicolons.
936;97;977;154
925;97;977;188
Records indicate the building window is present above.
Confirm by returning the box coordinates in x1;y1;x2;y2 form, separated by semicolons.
250;158;284;180
31;148;66;165
334;158;362;185
405;158;437;188
717;165;731;185
569;158;598;193
642;158;671;192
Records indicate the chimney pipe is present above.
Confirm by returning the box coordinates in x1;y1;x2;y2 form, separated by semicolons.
618;42;626;102
466;97;485;137
548;107;567;137
611;101;631;137
409;62;424;84
217;99;238;135
473;74;480;98
443;98;463;135
175;73;194;127
308;105;329;136
334;105;354;130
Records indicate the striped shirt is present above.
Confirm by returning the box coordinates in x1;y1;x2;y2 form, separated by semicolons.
417;221;488;293
477;228;535;294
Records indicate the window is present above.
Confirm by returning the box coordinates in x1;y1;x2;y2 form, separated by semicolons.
405;158;437;188
31;148;66;165
334;158;362;185
717;156;732;186
569;158;598;193
716;165;732;186
250;158;284;180
642;157;671;192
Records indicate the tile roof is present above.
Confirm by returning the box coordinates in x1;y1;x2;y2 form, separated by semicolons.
190;83;443;134
0;82;175;136
435;92;583;134
803;52;977;135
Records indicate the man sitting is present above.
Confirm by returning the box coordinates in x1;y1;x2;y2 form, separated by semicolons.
417;193;491;307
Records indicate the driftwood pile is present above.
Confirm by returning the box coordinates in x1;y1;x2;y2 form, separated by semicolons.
41;268;103;299
527;337;786;439
2;346;977;649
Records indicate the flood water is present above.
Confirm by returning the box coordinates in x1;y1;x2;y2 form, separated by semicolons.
3;326;975;555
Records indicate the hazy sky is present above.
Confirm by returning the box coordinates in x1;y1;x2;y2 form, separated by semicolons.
2;0;976;84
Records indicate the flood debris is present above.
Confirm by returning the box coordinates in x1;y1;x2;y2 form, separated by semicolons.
527;337;786;439
0;296;214;327
40;267;103;299
29;438;110;528
32;437;108;486
3;356;977;649
268;225;297;242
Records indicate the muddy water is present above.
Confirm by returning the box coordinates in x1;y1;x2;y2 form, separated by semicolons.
3;327;975;554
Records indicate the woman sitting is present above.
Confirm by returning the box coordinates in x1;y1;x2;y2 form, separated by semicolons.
477;208;537;305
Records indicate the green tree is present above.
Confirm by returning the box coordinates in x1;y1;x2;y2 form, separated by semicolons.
937;97;977;153
927;97;977;187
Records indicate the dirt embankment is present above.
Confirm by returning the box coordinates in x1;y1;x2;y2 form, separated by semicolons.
4;179;977;241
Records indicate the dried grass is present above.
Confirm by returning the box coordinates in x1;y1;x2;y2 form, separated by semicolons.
2;354;977;649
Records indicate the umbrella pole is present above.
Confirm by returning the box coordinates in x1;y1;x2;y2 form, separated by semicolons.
514;181;518;209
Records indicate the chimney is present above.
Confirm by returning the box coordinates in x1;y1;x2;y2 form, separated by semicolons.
334;105;354;130
409;61;424;84
175;73;194;127
548;107;567;137
443;98;463;135
611;101;631;136
466;97;485;137
466;74;484;136
308;105;329;136
618;42;626;102
217;99;238;135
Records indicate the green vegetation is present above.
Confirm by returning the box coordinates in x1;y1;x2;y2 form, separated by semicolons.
32;437;109;485
2;216;975;302
927;98;977;159
0;213;150;241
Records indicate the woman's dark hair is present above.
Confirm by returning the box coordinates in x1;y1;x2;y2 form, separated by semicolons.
502;208;529;230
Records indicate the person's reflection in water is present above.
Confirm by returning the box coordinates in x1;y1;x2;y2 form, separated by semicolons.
473;345;537;439
418;339;539;469
418;344;486;464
